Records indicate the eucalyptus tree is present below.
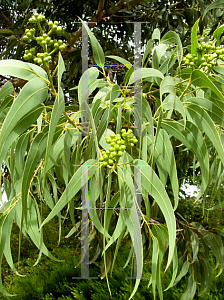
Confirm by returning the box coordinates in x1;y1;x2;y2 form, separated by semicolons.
0;1;224;300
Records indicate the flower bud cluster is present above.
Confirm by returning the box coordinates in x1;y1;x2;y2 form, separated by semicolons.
183;41;224;70
22;14;66;65
99;129;138;167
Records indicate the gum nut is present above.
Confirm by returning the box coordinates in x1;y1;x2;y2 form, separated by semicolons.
103;162;108;167
118;151;123;156
48;20;53;26
34;57;38;63
121;145;126;150
130;143;134;147
44;52;48;57
52;24;57;30
127;129;132;134
99;157;104;162
121;129;126;133
57;26;62;32
120;139;125;144
46;37;51;43
54;21;59;25
59;45;65;51
37;58;42;64
111;152;117;157
117;140;122;145
108;159;114;165
47;56;51;61
111;142;116;147
110;133;116;138
109;147;114;152
44;57;49;62
34;13;39;17
43;33;47;38
103;154;108;159
54;43;59;48
114;145;119;150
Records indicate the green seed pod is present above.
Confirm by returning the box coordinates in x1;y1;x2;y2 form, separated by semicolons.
117;151;123;156
57;26;63;33
48;20;53;27
103;154;108;160
114;144;119;150
103;162;108;167
37;58;42;65
120;145;126;151
99;157;104;162
59;44;66;50
52;24;58;30
54;42;59;48
105;137;111;143
111;142;116;147
130;143;134;147
110;151;117;158
108;159;114;165
109;147;114;152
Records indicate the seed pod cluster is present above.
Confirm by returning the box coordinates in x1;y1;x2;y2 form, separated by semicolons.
182;41;224;70
99;129;138;167
22;14;66;65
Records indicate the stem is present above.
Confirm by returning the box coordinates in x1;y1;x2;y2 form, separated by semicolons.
179;77;192;100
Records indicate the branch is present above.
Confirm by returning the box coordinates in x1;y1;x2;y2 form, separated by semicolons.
67;0;144;50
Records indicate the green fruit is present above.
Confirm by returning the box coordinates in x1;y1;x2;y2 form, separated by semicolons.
103;162;108;167
117;151;123;156
114;144;119;150
108;159;114;165
111;142;116;147
110;152;117;158
99;157;104;162
109;147;114;152
120;145;126;150
130;143;134;147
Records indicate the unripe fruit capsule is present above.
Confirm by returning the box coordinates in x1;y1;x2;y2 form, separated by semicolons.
108;159;114;165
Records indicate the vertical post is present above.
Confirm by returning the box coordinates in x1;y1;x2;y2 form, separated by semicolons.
81;24;89;137
72;25;97;280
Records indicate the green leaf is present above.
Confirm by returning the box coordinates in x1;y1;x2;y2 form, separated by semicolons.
187;96;224;127
0;78;48;163
198;260;212;295
161;119;209;199
106;55;132;69
21;127;48;225
191;18;200;56
133;159;176;270
152;28;160;41
0;81;14;100
40;160;98;228
181;275;196;300
191;69;224;102
142;39;153;66
128;68;164;85
147;129;179;209
184;103;224;166
203;0;224;18
78;67;99;106
43;52;65;183
80;19;105;68
0;60;49;82
0;29;15;36
213;24;224;44
161;31;183;66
